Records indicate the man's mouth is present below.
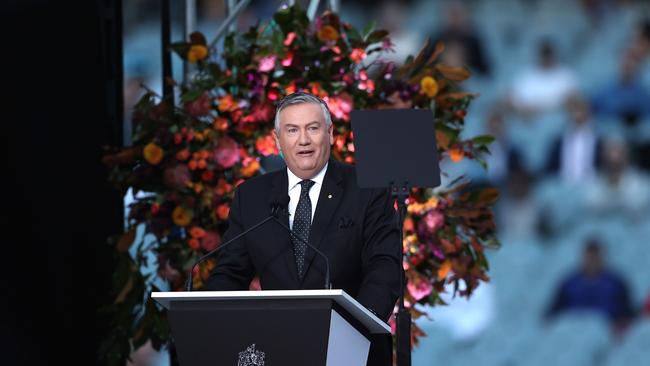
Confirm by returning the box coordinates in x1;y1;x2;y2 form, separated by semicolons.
297;150;314;157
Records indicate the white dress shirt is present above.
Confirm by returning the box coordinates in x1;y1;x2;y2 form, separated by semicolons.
287;163;328;229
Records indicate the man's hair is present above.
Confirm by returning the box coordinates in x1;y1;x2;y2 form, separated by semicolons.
274;92;332;130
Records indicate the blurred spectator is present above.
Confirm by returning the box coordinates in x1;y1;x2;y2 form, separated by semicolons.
546;239;635;331
546;95;603;184
426;1;491;76
483;108;522;187
582;138;650;217
497;162;541;241
592;50;650;126
377;1;421;66
629;18;650;60
509;39;578;117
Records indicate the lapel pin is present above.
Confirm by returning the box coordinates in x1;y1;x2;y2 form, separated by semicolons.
328;194;332;199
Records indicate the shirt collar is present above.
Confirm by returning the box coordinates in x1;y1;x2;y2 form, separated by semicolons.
287;162;328;191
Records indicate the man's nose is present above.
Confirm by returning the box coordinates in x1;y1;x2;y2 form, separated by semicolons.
298;129;311;145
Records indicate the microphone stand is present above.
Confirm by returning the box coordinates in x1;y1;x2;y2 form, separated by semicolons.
185;209;278;292
392;183;411;366
271;215;331;290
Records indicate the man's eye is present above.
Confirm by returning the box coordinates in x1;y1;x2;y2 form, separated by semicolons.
309;126;319;131
287;128;298;134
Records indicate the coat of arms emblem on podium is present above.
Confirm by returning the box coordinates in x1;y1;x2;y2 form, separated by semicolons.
238;343;265;366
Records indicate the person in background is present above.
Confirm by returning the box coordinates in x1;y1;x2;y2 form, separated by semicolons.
546;239;635;333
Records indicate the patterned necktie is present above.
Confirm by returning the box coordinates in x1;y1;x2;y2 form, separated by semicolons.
293;180;315;280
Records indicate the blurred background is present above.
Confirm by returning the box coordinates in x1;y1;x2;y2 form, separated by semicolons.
122;1;650;365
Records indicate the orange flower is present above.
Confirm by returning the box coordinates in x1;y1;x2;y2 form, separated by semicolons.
213;117;229;131
241;159;260;177
172;206;193;226
190;226;206;238
188;238;201;250
176;149;190;161
216;204;230;220
193;182;204;194
143;142;164;165
188;160;198;170
449;147;464;162
437;259;452;280
420;76;439;98
197;159;207;169
187;45;208;63
215;178;232;195
217;95;238;112
317;25;339;42
255;134;279;156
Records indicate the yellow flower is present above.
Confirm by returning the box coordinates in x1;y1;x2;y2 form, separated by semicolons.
420;76;439;98
187;45;208;63
317;25;339;42
172;206;193;226
143;143;164;165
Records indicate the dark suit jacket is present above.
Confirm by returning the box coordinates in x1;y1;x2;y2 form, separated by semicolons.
204;159;401;366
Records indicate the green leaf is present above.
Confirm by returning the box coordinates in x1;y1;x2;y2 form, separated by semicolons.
169;42;190;59
366;30;388;44
362;21;376;39
180;89;204;103
472;134;495;146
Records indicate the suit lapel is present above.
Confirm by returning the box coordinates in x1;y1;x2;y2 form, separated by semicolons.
269;169;300;288
301;160;344;287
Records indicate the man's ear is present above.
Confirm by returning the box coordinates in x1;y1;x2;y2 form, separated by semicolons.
272;128;282;154
328;123;334;145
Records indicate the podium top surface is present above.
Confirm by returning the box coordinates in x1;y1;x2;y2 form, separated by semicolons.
151;289;391;334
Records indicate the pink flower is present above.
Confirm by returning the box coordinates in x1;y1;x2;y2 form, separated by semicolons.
281;51;294;67
350;48;366;64
283;32;297;46
258;55;276;73
213;136;240;168
200;230;221;252
407;276;433;301
424;209;445;232
324;93;353;121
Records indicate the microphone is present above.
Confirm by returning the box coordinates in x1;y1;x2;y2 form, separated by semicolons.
185;198;284;291
273;195;332;290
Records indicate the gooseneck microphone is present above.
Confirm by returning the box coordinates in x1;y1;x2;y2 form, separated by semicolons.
185;199;284;291
272;195;332;290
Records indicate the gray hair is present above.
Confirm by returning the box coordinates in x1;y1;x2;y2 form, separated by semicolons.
274;92;332;130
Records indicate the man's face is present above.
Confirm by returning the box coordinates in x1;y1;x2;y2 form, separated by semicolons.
273;103;334;180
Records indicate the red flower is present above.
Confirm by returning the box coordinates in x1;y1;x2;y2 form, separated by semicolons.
184;92;212;117
201;170;214;182
213;136;240;168
215;204;230;220
163;164;191;190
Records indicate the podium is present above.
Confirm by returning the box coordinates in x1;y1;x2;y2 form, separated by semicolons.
152;289;391;366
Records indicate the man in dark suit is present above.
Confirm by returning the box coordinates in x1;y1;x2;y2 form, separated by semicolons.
204;92;401;366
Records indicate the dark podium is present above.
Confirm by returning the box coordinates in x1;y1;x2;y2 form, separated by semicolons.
152;289;391;366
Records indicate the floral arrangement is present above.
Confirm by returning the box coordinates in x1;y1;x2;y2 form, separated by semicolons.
100;5;498;364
